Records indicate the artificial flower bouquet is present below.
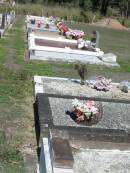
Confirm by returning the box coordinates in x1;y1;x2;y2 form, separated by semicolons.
49;16;61;24
87;76;112;91
45;23;49;29
66;30;84;40
57;21;69;34
71;98;100;123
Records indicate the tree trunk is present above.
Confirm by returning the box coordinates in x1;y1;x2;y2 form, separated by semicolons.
126;1;129;18
92;0;100;11
100;0;111;15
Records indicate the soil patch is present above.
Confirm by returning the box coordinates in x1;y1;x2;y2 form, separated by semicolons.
91;18;127;30
20;96;37;173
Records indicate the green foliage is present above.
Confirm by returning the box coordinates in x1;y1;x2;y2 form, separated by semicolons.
118;16;130;27
2;0;130;17
0;130;5;145
79;0;92;10
0;4;102;23
106;7;120;17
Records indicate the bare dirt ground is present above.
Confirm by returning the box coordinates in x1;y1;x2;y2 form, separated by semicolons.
20;96;37;173
91;18;127;30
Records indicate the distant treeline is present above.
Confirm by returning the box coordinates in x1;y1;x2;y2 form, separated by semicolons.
17;0;130;17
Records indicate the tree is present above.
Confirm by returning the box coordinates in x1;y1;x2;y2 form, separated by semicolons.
100;0;111;15
119;0;130;17
92;0;100;11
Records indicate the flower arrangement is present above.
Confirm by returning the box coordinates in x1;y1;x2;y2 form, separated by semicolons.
57;21;69;34
66;30;84;40
49;16;61;23
87;76;112;91
37;21;42;28
45;23;49;29
72;98;99;122
30;18;36;25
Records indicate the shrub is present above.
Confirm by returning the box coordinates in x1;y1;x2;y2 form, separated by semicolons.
0;4;102;23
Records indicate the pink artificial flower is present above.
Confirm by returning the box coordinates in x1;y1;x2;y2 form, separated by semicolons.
77;115;84;122
76;110;82;117
85;100;94;109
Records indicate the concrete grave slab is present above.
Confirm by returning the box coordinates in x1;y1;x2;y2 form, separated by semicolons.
35;76;130;173
35;93;130;146
38;135;130;173
33;76;130;101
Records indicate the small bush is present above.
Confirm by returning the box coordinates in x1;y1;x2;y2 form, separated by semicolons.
117;17;130;27
107;7;120;17
0;4;102;23
124;19;130;28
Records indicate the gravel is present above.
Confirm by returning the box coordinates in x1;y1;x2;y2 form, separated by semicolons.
42;78;130;100
49;97;130;132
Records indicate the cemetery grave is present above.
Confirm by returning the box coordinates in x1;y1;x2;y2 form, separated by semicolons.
34;76;130;173
0;11;15;38
33;76;130;101
26;15;59;33
28;16;129;170
27;15;119;66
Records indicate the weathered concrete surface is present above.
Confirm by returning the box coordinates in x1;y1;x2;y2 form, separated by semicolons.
34;76;130;173
73;149;130;173
41;77;130;101
49;97;130;132
100;53;117;63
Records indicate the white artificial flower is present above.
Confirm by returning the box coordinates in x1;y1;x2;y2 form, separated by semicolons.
72;98;99;119
90;107;98;114
72;98;79;107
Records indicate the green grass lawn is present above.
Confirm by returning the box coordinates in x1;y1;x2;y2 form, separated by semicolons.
0;15;130;172
67;21;130;72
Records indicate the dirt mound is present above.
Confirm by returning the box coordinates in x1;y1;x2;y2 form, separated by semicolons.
91;18;127;30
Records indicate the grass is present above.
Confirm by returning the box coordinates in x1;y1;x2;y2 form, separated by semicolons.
66;21;130;73
0;149;25;173
0;17;30;173
0;14;130;172
10;16;130;78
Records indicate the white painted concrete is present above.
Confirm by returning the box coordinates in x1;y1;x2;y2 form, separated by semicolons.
28;33;120;66
100;53;117;63
39;138;53;173
39;138;74;173
28;33;104;56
